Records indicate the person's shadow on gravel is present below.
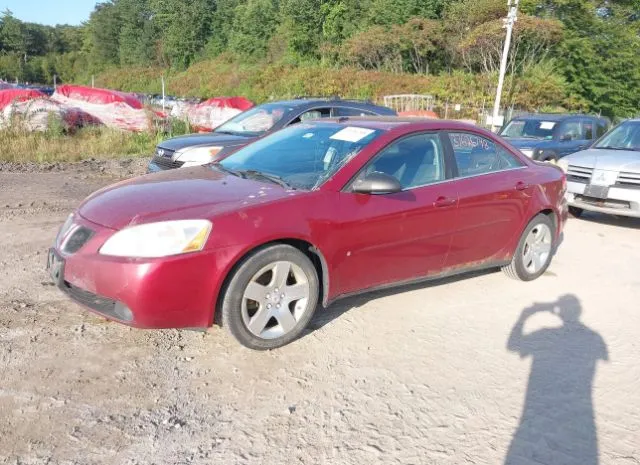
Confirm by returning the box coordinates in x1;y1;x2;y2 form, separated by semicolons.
505;295;608;465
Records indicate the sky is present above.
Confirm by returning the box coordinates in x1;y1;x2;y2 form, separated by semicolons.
2;0;100;26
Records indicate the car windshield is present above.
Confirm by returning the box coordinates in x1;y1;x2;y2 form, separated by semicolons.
215;103;294;136
594;121;640;151
501;119;557;140
217;123;383;190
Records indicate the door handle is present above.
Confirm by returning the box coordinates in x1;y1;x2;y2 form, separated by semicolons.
515;181;530;191
433;196;457;208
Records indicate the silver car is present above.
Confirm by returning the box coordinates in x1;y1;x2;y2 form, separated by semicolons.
558;119;640;218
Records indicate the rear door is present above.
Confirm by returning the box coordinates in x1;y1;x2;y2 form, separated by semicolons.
333;132;459;296
443;131;532;270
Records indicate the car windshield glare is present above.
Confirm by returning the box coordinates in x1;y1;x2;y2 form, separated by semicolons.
218;123;383;190
501;119;556;140
595;121;640;151
215;103;293;136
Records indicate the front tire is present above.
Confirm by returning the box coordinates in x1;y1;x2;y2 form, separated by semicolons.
220;245;319;350
503;214;555;281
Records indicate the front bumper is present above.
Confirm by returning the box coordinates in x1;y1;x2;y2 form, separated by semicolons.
566;181;640;218
48;214;241;329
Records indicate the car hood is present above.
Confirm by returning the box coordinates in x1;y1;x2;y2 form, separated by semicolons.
157;132;255;152
564;148;640;171
78;166;300;230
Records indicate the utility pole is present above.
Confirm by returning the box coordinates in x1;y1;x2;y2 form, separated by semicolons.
491;0;519;133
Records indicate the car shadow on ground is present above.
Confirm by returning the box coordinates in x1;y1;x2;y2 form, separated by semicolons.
307;268;498;333
504;294;608;465
579;212;640;230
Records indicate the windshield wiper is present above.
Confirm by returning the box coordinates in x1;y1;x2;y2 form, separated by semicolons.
595;146;640;151
238;170;295;189
211;162;243;177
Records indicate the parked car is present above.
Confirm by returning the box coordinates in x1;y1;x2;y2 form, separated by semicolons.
49;118;567;350
147;98;397;173
500;114;609;162
558;119;640;218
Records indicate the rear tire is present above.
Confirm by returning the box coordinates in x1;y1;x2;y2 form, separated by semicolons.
503;214;555;282
220;244;319;350
569;206;584;218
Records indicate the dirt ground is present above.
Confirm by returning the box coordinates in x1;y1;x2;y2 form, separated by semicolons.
1;162;639;465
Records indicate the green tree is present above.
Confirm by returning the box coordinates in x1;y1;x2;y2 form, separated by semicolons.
228;0;279;59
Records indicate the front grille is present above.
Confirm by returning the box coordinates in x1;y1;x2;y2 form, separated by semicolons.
61;281;133;322
615;171;640;189
567;165;593;183
62;226;94;254
152;155;184;170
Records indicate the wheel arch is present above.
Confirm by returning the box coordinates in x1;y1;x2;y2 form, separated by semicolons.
213;238;330;326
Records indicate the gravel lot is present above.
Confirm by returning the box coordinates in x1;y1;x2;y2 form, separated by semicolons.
1;162;639;465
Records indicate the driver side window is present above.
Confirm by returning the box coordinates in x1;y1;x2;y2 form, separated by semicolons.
359;133;445;190
289;108;332;125
558;121;582;141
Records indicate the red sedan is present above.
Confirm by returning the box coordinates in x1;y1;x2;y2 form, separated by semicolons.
48;118;568;350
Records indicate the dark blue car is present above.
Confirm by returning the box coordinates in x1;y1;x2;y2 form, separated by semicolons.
499;114;610;162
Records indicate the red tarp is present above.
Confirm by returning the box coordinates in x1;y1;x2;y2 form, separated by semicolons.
176;96;255;131
0;89;48;110
0;88;99;132
54;85;143;109
52;85;152;132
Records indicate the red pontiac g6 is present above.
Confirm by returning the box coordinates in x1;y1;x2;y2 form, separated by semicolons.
48;118;568;350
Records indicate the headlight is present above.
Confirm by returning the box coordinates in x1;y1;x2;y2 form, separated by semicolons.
174;146;224;165
557;159;569;173
100;220;212;258
521;149;534;158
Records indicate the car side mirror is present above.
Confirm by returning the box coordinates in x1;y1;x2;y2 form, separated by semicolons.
560;134;573;142
351;172;402;195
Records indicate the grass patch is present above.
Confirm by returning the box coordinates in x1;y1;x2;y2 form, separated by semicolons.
0;113;192;164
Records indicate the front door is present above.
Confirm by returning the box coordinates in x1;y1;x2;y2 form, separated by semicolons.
333;132;459;296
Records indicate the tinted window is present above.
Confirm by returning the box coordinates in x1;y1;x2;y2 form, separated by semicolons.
449;132;523;177
219;123;383;190
334;107;375;117
360;133;445;190
558;121;582;141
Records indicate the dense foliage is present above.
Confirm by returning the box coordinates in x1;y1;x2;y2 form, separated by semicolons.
0;0;639;117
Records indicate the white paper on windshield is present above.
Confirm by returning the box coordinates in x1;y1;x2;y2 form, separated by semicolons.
330;127;375;143
540;121;556;130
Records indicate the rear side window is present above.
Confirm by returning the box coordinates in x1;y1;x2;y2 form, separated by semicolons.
583;121;594;140
448;132;523;177
334;107;375;117
596;122;608;138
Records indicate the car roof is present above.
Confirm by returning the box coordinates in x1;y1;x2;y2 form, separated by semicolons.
261;98;390;109
511;113;608;122
312;116;484;132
